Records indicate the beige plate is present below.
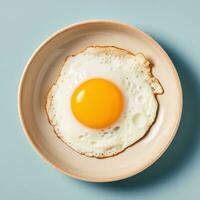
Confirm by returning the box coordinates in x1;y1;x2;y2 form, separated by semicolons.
18;20;182;182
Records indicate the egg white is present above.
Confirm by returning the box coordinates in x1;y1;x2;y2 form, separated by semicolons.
46;46;163;158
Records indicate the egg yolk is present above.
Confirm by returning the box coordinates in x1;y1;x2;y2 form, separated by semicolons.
71;78;124;129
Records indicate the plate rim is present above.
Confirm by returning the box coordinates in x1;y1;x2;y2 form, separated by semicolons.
18;19;183;182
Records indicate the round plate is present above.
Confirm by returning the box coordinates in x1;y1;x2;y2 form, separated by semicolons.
18;20;182;182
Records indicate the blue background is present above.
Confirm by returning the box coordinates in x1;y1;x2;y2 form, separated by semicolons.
1;0;200;199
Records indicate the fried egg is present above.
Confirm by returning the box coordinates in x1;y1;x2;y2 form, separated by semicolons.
46;46;163;158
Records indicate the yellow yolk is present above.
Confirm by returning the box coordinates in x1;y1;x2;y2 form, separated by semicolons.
71;78;124;129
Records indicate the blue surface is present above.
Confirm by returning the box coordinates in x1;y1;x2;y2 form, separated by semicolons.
1;0;200;199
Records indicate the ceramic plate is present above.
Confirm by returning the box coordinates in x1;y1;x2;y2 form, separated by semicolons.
18;20;182;182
